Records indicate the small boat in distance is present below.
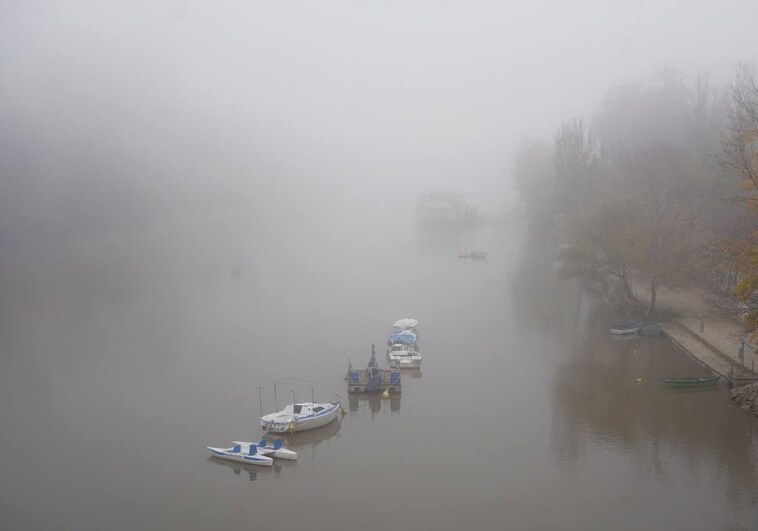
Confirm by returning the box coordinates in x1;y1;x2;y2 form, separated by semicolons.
659;375;720;387
457;250;488;260
610;319;645;335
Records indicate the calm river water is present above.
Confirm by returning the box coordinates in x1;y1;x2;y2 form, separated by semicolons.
2;200;758;530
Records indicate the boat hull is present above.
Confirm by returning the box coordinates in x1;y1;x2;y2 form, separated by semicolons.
610;319;645;335
659;375;719;387
610;326;641;335
639;324;662;337
233;441;298;460
261;403;341;433
387;355;422;369
207;447;273;466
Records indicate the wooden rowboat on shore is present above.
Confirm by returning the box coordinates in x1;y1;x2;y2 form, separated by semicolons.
659;375;719;387
639;323;663;337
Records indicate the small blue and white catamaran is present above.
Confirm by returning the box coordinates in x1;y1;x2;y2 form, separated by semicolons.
207;439;297;467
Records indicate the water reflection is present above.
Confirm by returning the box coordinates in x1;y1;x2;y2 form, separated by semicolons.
268;418;342;451
206;456;281;481
546;279;758;512
508;231;758;523
609;334;643;342
404;368;422;379
348;393;401;417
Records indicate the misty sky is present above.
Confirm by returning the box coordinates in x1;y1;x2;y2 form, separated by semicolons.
2;0;758;217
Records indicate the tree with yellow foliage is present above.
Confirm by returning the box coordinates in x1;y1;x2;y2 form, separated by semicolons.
722;63;758;330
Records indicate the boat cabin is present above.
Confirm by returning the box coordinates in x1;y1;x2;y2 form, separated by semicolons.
389;343;418;353
283;403;326;416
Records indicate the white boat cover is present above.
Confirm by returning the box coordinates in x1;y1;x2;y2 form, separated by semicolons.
393;318;418;329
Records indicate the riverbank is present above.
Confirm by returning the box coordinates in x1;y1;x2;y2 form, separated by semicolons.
630;282;758;414
634;283;757;376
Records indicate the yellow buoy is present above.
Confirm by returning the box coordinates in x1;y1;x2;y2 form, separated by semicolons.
635;377;643;384
382;389;390;399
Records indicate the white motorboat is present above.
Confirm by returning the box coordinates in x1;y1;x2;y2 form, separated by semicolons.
233;439;298;460
387;343;422;369
207;443;273;467
260;401;341;433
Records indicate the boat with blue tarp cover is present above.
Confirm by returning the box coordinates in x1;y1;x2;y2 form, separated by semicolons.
386;318;423;368
388;329;417;345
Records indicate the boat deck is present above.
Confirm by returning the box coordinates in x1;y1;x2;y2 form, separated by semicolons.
347;368;401;394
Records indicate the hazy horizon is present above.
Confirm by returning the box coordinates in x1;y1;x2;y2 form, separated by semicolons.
2;1;757;227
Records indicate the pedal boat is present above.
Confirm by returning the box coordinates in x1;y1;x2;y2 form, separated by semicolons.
207;443;273;466
233;439;297;460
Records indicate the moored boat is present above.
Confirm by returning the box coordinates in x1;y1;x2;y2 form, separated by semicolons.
639;323;663;337
260;401;341;433
387;342;422;369
348;345;401;393
233;439;298;460
659;375;720;387
388;329;417;345
393;318;418;333
207;443;273;466
610;319;645;335
458;250;487;260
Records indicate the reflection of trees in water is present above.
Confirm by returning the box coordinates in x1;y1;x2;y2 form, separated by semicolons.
348;393;401;417
515;229;758;512
549;306;758;508
510;233;585;340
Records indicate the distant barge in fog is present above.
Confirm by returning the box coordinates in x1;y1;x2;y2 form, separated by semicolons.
416;191;480;227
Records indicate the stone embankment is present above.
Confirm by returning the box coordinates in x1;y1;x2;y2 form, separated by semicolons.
731;385;758;416
598;275;758;416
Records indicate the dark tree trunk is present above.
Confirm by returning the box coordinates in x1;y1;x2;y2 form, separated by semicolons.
617;267;638;306
648;276;658;320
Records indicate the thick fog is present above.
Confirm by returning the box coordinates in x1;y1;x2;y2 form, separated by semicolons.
3;0;758;230
4;2;758;530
